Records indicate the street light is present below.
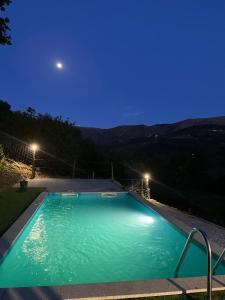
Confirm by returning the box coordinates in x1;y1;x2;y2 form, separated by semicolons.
30;143;39;153
142;173;151;199
30;143;39;179
143;173;151;181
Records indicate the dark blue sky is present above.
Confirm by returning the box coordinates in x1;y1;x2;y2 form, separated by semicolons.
0;0;225;128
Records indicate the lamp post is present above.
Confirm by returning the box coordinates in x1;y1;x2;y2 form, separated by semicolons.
143;173;151;199
111;162;114;181
30;143;39;179
72;159;76;178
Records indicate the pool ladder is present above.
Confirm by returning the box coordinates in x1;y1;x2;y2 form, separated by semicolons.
174;228;212;300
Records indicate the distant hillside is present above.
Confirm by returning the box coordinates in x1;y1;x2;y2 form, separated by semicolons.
80;116;225;146
88;116;225;227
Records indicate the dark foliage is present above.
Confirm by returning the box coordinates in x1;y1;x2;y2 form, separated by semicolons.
112;128;225;226
0;0;12;45
0;100;109;177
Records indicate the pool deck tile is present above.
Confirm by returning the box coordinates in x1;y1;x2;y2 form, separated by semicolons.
15;178;124;193
1;276;225;300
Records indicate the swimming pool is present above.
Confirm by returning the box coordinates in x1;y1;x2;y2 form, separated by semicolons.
0;192;224;288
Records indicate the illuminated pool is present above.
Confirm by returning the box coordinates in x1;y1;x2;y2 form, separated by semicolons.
0;192;224;288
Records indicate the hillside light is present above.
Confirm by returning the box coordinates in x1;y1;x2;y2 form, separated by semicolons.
30;143;39;179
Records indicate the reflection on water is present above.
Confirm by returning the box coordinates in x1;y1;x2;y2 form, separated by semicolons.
22;214;48;264
139;215;155;224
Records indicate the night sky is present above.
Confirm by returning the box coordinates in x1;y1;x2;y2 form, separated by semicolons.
0;0;225;128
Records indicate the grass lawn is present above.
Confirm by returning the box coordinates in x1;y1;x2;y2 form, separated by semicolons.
0;187;45;236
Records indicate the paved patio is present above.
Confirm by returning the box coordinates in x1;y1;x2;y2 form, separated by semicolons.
16;178;124;193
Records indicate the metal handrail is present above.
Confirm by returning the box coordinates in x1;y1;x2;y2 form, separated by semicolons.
213;248;225;275
174;228;212;300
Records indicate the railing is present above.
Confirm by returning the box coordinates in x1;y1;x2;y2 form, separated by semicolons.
213;248;225;275
174;228;212;300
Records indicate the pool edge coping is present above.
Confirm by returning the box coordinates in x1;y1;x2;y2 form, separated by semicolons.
0;191;224;299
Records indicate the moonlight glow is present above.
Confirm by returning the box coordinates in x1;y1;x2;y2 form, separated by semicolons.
56;62;63;69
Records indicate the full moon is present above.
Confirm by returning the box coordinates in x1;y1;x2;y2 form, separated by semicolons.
56;62;63;69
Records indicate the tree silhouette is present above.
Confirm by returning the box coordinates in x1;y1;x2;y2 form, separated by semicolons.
0;0;12;45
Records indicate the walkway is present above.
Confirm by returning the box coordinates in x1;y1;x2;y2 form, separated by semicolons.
17;178;123;193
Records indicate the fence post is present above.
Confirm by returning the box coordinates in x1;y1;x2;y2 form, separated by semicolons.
141;178;144;196
111;162;114;181
72;160;76;178
31;150;36;179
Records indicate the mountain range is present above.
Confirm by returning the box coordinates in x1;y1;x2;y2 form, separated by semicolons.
80;116;225;146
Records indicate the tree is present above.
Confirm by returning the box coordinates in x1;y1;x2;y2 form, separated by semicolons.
0;99;11;122
0;99;11;111
26;107;36;117
0;0;12;45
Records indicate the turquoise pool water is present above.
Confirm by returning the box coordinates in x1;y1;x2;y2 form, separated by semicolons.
0;192;224;288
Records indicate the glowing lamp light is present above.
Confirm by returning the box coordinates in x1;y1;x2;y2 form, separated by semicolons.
30;143;39;152
143;173;151;180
